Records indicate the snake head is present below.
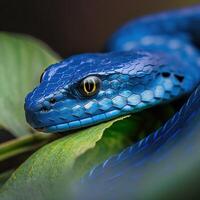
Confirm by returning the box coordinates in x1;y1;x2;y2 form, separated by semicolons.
24;51;193;133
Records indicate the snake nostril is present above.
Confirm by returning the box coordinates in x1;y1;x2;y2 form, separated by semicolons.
49;98;56;104
161;72;171;78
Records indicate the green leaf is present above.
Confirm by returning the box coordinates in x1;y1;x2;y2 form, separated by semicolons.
0;104;176;200
73;115;140;178
0;117;128;200
0;32;60;137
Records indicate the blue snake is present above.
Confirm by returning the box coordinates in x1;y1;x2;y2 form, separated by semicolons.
24;5;200;198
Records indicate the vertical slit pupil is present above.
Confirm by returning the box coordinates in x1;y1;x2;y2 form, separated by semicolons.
85;79;94;93
80;76;101;97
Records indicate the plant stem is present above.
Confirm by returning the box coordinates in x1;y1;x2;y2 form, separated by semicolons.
0;132;60;172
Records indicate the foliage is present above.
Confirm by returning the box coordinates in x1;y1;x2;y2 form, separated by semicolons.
0;33;60;137
0;33;175;199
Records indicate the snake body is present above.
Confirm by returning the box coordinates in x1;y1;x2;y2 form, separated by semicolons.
24;5;200;198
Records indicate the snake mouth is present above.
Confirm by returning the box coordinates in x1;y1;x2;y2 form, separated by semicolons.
41;120;103;133
37;100;182;134
36;97;186;134
38;110;127;133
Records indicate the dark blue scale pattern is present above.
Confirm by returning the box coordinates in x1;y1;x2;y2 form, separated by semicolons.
24;4;200;198
25;48;199;132
78;83;200;200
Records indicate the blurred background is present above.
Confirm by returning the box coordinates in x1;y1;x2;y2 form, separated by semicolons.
0;0;198;57
0;1;199;198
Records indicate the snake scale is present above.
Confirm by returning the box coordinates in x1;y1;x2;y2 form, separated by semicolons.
25;5;200;199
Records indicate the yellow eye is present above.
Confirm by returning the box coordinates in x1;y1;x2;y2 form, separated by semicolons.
79;76;101;97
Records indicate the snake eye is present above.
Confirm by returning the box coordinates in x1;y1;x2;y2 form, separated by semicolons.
40;72;44;83
79;76;101;97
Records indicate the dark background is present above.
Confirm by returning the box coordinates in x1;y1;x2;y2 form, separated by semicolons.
0;1;200;196
0;0;198;57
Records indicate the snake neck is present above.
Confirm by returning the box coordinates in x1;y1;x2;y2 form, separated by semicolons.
107;5;200;82
25;5;200;133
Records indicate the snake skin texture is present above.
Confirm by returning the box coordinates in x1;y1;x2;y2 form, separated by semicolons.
77;78;200;200
76;5;200;197
24;4;200;198
25;5;200;133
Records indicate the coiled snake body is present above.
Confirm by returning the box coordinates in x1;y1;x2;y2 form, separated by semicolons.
25;5;200;199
